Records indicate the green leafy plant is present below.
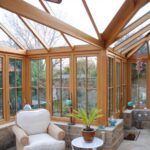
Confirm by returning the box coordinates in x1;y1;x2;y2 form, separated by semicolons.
69;107;103;130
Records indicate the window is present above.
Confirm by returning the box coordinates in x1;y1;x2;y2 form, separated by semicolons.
52;58;70;117
122;62;127;108
76;56;97;113
131;62;147;103
31;59;46;109
0;58;3;119
116;62;121;112
107;57;114;117
9;59;22;116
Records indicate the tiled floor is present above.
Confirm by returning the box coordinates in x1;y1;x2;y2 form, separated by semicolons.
118;129;150;150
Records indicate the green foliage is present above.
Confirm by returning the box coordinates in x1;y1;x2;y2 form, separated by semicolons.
69;107;103;129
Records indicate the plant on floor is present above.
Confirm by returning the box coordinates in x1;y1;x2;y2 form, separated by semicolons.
69;107;103;141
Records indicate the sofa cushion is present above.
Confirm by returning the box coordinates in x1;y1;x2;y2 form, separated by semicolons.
24;133;65;150
16;109;50;135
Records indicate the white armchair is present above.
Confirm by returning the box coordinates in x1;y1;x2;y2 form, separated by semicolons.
12;109;65;150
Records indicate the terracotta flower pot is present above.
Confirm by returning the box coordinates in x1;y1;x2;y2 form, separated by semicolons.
81;128;95;142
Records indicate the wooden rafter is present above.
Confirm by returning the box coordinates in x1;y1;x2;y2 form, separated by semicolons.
82;0;102;40
127;42;145;58
0;0;104;48
117;12;150;39
102;0;149;48
18;16;49;51
39;0;73;50
121;34;150;55
115;25;150;51
0;23;26;50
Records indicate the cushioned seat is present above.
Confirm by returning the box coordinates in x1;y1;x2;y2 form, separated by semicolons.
24;133;65;150
12;109;66;150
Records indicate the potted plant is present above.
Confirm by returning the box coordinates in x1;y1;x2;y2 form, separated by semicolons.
69;107;103;141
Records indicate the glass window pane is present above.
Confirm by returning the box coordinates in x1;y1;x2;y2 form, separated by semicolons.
52;58;70;117
88;57;97;88
87;89;97;112
31;87;38;109
10;88;16;116
0;89;3;119
16;60;22;87
62;88;70;116
39;88;46;108
31;60;38;87
17;88;22;111
131;62;147;104
9;59;15;87
52;88;61;116
62;58;70;87
77;57;86;78
77;88;86;109
39;59;46;87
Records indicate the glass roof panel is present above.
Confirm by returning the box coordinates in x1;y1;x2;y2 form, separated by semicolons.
125;3;150;27
118;31;149;52
0;8;43;50
86;0;125;33
113;19;150;47
44;0;98;39
64;34;87;46
134;43;148;56
28;19;68;48
0;29;19;48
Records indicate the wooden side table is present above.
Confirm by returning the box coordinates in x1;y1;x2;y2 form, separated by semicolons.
71;137;104;150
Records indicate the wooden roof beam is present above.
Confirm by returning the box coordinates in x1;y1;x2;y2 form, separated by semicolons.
39;0;73;50
0;23;26;50
127;42;145;58
114;24;150;51
19;16;49;51
82;0;102;40
102;0;149;48
0;0;104;49
121;34;150;55
117;12;150;39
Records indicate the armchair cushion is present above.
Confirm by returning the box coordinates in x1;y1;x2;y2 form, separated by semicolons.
12;125;29;146
48;123;65;140
16;109;50;135
24;133;65;150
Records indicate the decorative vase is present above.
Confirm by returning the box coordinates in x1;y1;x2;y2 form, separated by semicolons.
81;128;95;141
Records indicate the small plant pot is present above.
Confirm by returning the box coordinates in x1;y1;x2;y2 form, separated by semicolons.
81;128;95;142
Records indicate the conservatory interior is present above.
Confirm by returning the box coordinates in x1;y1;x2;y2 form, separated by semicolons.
0;0;150;150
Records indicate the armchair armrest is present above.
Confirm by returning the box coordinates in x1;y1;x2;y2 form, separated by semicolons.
48;123;65;140
12;125;29;146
